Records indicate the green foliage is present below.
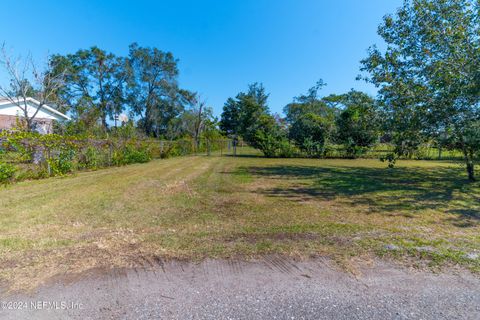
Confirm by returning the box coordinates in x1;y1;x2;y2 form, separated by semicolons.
276;140;298;158
244;114;289;158
283;79;329;124
335;91;379;158
0;162;17;186
220;83;291;157
125;43;194;137
112;121;139;139
289;113;334;158
48;149;75;176
1;132;216;184
283;81;338;158
50;47;125;130
380;153;397;169
78;146;101;170
360;0;480;180
220;83;270;139
113;143;152;166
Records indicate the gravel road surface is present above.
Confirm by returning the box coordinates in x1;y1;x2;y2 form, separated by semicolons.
1;257;478;319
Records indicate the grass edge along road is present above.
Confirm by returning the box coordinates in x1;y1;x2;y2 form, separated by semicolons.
0;152;479;291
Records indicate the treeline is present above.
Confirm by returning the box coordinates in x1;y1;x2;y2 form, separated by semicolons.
220;81;380;159
1;0;478;182
0;43;225;184
0;43;221;143
221;0;480;182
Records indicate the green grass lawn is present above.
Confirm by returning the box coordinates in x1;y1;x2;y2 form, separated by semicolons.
0;150;479;290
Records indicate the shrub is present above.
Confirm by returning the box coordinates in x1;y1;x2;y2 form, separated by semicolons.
159;142;176;159
244;114;290;158
289;113;334;158
335;95;379;158
79;146;101;170
0;162;17;185
113;144;152;165
48;149;75;176
277;140;298;158
380;153;397;168
124;146;151;164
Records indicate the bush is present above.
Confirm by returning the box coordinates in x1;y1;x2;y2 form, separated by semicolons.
113;144;152;165
289;113;334;158
0;162;17;185
277;140;298;158
335;95;379;158
48;149;75;176
78;146;101;170
343;141;370;159
244;114;290;158
380;153;397;168
0;132;217;185
124;147;151;164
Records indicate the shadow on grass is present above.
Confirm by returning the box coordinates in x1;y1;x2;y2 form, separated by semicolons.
224;154;265;158
247;164;480;223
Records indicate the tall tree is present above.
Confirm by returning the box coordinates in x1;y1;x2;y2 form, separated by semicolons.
360;0;480;180
288;112;334;157
125;43;193;137
236;82;270;134
283;79;329;124
50;47;126;131
168;98;214;147
220;83;270;154
219;98;241;137
245;113;288;157
219;83;292;157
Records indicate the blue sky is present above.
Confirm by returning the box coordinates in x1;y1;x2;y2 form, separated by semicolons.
0;0;402;116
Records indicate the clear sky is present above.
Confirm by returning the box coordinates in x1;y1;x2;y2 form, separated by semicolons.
0;0;402;116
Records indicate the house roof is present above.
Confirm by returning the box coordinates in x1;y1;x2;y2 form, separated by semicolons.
0;97;70;120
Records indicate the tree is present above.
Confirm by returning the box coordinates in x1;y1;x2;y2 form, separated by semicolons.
335;90;379;158
284;79;329;124
236;82;270;134
220;83;270;155
125;43;193;137
168;98;214;149
288;113;334;157
360;0;480;181
245;113;289;157
50;47;126;131
202;117;222;156
0;44;66;132
219;97;241;137
284;80;336;157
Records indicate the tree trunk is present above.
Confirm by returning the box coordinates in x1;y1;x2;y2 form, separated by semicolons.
26;118;32;132
102;117;108;131
467;161;475;182
462;147;475;182
233;136;237;156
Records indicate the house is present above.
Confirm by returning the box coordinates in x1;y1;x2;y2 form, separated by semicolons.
0;97;70;134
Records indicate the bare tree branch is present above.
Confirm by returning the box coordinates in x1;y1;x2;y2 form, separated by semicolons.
0;44;66;131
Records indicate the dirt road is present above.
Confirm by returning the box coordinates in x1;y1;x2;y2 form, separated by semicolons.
1;258;478;320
